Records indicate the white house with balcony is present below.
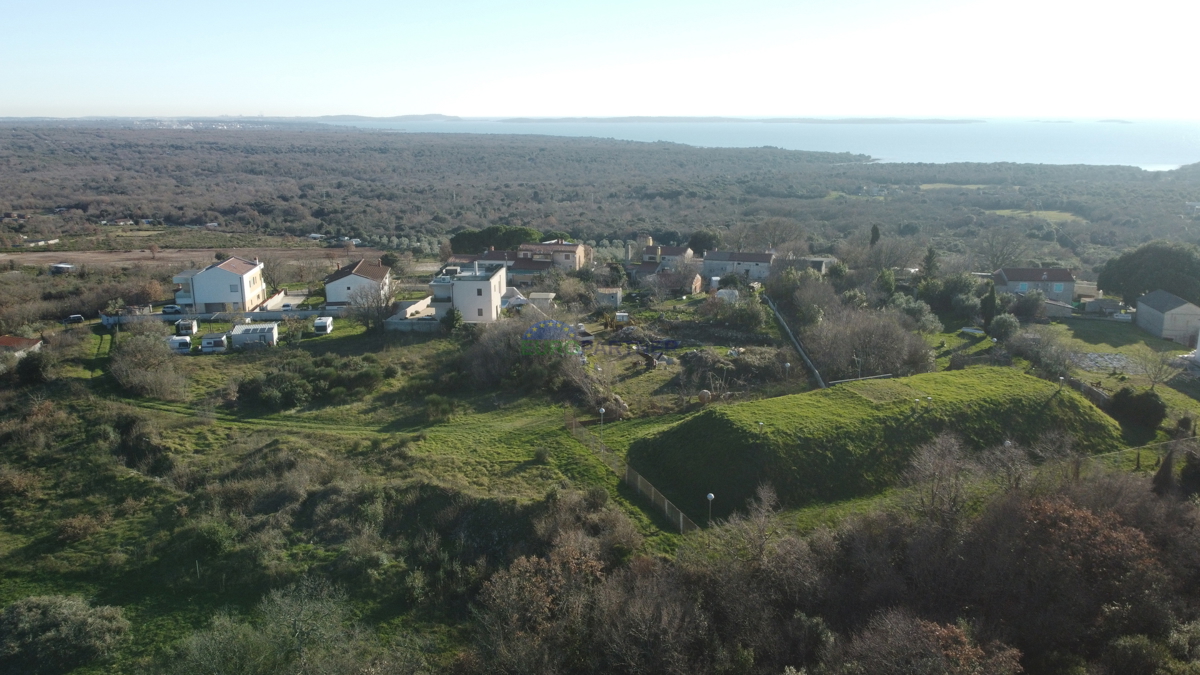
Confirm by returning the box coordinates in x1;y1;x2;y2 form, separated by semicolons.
323;259;394;305
429;262;506;323
173;257;267;313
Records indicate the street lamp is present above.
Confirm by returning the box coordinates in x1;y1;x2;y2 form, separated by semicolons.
758;421;764;434
598;407;606;442
1059;376;1065;391
785;362;791;379
707;492;715;526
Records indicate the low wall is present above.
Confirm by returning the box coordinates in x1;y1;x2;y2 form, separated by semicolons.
384;318;441;332
102;307;348;325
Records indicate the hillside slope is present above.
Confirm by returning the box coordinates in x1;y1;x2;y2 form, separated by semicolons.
628;368;1124;518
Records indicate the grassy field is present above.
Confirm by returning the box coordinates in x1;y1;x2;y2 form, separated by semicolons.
628;367;1125;519
987;208;1084;223
1048;317;1188;356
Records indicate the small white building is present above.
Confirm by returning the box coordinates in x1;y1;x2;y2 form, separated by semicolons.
595;287;623;308
701;251;775;281
323;259;393;306
1137;290;1200;346
229;322;279;349
176;319;198;336
528;292;557;311
428;263;506;323
173;257;267;313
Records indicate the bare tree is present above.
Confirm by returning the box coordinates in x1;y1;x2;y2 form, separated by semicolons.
259;256;286;293
1131;345;1184;390
978;228;1030;271
750;218;803;251
347;284;392;331
148;243;160;260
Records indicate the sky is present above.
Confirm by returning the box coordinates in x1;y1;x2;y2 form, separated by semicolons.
2;0;1197;119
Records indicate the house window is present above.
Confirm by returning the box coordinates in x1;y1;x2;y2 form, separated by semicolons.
346;286;351;291
477;288;482;296
565;253;571;259
477;308;483;317
1018;282;1028;292
230;284;238;292
1054;283;1064;293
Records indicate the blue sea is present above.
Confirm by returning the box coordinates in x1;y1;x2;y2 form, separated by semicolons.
338;118;1200;170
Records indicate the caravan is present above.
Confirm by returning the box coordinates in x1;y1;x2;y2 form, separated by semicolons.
313;316;334;335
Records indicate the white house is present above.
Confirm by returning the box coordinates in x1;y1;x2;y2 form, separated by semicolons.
173;257;267;313
428;262;506;323
1137;290;1200;346
701;251;775;281
641;245;693;269
323;259;393;306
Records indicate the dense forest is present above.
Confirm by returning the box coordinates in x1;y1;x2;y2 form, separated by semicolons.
2;124;1199;277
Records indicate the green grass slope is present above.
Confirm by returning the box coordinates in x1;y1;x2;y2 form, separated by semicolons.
628;368;1124;519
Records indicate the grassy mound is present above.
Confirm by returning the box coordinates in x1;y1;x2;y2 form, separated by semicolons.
627;368;1124;519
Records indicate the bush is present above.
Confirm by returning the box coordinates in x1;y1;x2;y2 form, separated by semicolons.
803;309;934;381
951;293;981;320
988;313;1020;341
888;294;942;333
109;333;186;400
0;595;129;675
1101;635;1170;675
1011;289;1046;318
15;351;52;386
1108;387;1168;429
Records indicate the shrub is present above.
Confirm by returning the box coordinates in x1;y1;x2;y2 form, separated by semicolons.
0;595;129;675
951;293;981;320
109;333;186;400
1101;635;1170;675
1011;289;1046;318
988;313;1020;341
425;394;457;422
1108;387;1168;429
15;351;53;386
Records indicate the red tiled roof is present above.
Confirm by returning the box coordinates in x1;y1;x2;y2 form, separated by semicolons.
214;256;261;275
481;250;519;262
0;335;41;351
996;267;1074;283
325;259;392;284
518;242;583;253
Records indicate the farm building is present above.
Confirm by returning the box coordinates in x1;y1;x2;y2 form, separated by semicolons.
595;287;623;308
0;335;42;359
993;268;1075;303
323;259;393;306
1136;290;1200;346
229;323;279;349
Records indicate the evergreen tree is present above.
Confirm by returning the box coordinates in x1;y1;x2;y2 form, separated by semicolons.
869;223;881;248
981;283;998;329
922;246;939;280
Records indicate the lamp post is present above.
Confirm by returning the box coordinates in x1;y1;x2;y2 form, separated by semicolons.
785;362;791;380
598;407;606;443
707;492;714;526
758;421;764;434
1059;376;1065;391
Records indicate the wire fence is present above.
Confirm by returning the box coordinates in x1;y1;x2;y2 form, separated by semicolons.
564;410;700;534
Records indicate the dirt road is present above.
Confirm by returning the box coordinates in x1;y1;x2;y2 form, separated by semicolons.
0;248;441;273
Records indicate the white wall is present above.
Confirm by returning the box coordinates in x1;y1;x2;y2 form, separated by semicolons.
191;263;266;312
454;267;505;322
326;272;391;305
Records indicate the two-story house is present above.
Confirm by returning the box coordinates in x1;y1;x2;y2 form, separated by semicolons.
428;262;507;323
323;259;393;305
173;257;267;313
992;268;1075;303
701;251;775;281
641;245;693;270
517;240;587;271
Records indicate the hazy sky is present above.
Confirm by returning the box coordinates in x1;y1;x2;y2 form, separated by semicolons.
3;0;1196;119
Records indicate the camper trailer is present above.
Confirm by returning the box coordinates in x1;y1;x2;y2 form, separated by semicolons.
200;333;228;354
229;323;279;349
176;318;198;336
313;316;334;335
167;336;192;354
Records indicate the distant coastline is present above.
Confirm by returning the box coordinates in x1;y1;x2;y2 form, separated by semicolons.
497;116;985;125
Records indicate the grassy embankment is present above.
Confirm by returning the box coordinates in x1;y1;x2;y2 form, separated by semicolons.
627;367;1124;520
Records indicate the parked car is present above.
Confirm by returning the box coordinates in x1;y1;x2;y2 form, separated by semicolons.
162;305;183;314
64;314;85;324
281;303;294;311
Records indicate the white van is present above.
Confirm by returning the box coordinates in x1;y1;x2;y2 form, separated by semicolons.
313;316;334;335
